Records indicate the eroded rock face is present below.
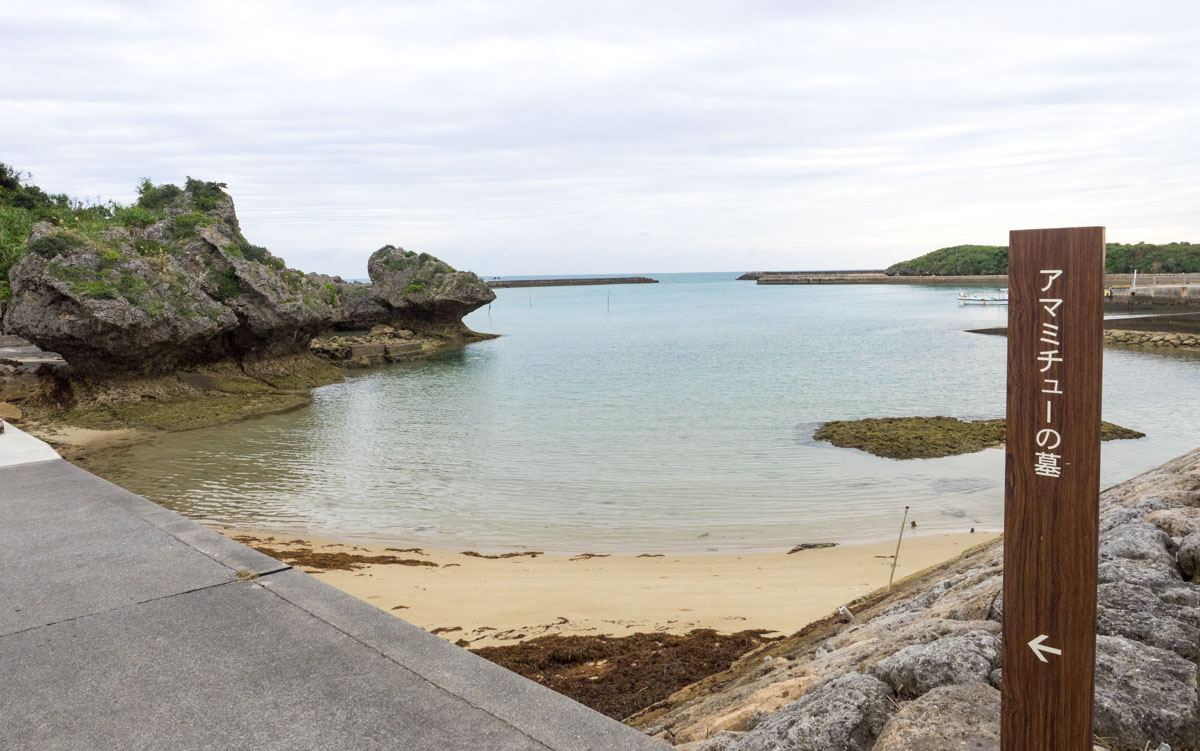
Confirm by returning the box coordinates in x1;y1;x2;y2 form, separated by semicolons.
2;187;489;374
4;221;241;373
1093;635;1200;750
870;682;1000;751
725;673;894;751
871;631;1001;698
367;245;495;331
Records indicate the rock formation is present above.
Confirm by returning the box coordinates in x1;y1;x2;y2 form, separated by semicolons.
1;181;492;375
642;448;1200;751
367;245;495;333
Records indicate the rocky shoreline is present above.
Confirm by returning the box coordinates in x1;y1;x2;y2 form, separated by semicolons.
0;178;496;446
630;446;1200;750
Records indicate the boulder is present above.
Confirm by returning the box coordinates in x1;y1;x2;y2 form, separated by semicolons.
1092;635;1199;750
1145;508;1200;538
1178;531;1200;579
367;245;494;331
726;672;894;751
0;401;21;421
1096;581;1199;660
1099;522;1180;581
870;682;1000;751
872;630;1001;698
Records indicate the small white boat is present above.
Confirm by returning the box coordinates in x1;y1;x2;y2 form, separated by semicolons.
958;288;1009;305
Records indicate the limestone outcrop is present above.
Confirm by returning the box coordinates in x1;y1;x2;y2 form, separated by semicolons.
367;245;495;333
1;182;490;374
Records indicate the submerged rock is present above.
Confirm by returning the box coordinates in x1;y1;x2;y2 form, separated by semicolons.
812;416;1143;460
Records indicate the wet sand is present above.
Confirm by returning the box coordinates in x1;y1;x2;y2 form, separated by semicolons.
218;530;998;648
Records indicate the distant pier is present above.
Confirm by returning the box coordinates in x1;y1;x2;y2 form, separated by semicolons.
487;276;658;288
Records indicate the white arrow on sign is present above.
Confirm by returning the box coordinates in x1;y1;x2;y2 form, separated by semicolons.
1028;634;1063;663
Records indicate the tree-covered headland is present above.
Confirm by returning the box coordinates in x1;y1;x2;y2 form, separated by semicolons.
886;242;1200;276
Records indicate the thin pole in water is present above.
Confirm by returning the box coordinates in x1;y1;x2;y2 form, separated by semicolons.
887;506;910;592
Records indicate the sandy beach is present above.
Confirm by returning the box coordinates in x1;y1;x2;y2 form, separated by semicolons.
218;529;997;648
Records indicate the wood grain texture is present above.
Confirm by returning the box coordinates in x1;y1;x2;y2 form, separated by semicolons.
1002;227;1105;751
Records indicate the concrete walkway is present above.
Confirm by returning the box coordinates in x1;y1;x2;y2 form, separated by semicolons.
0;422;60;467
0;433;669;750
0;334;67;373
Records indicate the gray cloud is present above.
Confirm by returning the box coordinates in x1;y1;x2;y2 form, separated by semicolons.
3;0;1199;275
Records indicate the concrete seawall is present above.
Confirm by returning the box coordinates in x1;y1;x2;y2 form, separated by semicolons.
747;271;1200;289
0;426;668;750
488;277;658;288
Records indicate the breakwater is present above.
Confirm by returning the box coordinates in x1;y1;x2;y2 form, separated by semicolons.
745;271;1200;290
1106;329;1200;348
487;276;658;288
968;311;1200;340
755;272;1006;285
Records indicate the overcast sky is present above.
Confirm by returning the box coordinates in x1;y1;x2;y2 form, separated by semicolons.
4;1;1200;277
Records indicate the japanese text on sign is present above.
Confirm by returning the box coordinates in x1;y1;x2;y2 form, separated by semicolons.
1036;269;1064;478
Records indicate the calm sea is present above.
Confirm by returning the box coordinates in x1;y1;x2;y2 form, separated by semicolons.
86;272;1200;553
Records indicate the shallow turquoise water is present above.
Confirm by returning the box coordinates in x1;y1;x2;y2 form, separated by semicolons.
88;273;1200;553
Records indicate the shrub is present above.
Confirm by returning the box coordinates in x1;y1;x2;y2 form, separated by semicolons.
240;242;280;267
0;280;10;301
136;178;182;211
405;282;425;294
97;248;123;268
210;268;240;300
27;233;81;259
73;280;118;299
184;177;227;212
171;211;215;240
0;204;35;281
135;238;164;257
112;205;158;228
116;272;149;300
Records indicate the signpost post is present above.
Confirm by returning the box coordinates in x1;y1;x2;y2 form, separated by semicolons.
1002;226;1105;750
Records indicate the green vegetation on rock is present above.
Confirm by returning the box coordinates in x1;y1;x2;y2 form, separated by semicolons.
0;165;287;291
887;242;1200;276
814;416;1144;459
886;245;1009;276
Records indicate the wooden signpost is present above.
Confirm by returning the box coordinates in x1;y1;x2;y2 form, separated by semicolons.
1002;227;1105;750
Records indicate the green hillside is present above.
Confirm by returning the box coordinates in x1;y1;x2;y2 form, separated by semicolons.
886;242;1200;276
